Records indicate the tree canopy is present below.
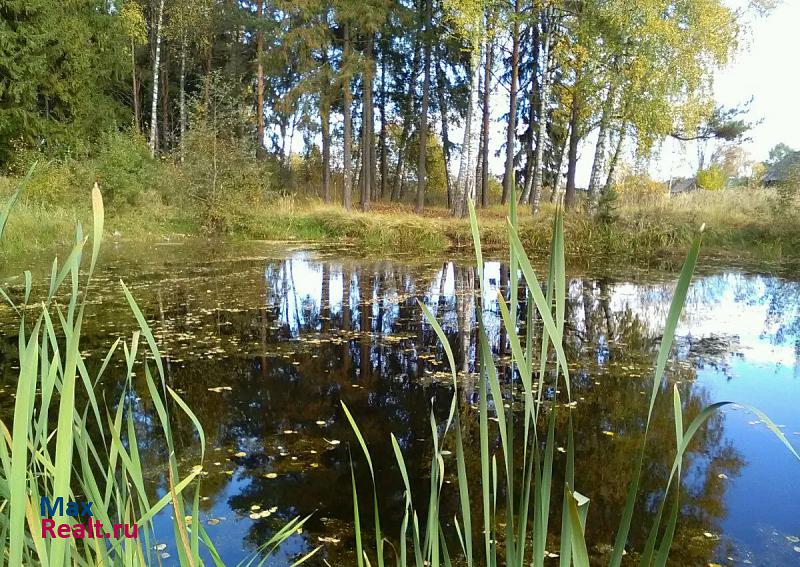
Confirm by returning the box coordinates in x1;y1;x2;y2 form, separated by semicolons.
0;0;762;214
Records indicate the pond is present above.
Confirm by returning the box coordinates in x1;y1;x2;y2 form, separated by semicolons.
1;242;799;565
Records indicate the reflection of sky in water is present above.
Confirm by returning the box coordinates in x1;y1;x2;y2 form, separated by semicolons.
266;255;800;563
4;246;800;565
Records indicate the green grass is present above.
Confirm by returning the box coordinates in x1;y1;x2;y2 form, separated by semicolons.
2;166;799;266
341;191;800;566
0;180;316;565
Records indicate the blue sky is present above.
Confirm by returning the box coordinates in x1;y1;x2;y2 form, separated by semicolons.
603;0;800;182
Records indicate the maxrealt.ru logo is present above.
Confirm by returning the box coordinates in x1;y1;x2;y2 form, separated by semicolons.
40;496;139;539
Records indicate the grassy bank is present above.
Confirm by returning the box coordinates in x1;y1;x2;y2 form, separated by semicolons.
2;174;799;266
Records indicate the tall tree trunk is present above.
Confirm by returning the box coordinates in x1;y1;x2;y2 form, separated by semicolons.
520;23;540;205
502;0;520;206
550;130;568;203
256;0;265;157
564;86;581;210
149;0;165;158
415;0;431;213
480;29;493;208
132;40;141;132
361;35;374;211
531;16;553;214
179;33;187;163
379;37;388;199
436;55;453;208
587;85;616;213
321;99;331;203
603;121;626;195
343;25;353;211
161;43;169;152
452;45;482;218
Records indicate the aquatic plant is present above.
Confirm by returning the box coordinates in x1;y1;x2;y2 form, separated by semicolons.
0;172;314;566
343;191;800;566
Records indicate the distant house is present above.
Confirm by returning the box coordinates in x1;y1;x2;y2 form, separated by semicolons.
763;151;800;186
668;177;697;194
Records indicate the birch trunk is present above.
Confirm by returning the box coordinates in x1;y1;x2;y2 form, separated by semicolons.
603;122;626;195
531;22;553;214
480;33;493;208
179;34;186;163
587;86;616;213
149;0;165;158
452;46;482;218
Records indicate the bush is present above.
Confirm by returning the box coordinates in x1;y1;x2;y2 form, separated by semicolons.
92;131;161;206
3;130;164;210
179;127;276;233
696;165;725;190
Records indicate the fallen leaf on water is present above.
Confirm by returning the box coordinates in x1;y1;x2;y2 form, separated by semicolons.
250;505;261;511
161;553;171;559
794;546;800;553
557;447;566;453
602;431;615;437
207;386;232;393
207;518;220;526
315;420;327;426
318;536;341;544
785;536;799;543
703;532;717;539
234;451;246;457
323;438;341;446
249;513;260;520
265;472;278;479
717;473;728;480
154;544;167;551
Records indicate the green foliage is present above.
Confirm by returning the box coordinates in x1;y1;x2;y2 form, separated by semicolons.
93;132;163;206
696;165;726;191
596;186;620;225
178;73;275;232
7;132;162;209
0;0;131;165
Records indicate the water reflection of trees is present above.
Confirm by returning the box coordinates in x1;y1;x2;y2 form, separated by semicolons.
6;254;798;564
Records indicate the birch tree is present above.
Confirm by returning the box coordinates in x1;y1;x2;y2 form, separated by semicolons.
445;0;485;218
149;0;166;157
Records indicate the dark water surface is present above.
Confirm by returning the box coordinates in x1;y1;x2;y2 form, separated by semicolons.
2;242;799;566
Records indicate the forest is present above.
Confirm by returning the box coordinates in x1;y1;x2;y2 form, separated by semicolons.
3;0;795;257
3;2;800;566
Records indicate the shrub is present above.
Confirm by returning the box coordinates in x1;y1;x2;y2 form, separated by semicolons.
92;131;161;207
696;165;725;190
179;127;276;233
